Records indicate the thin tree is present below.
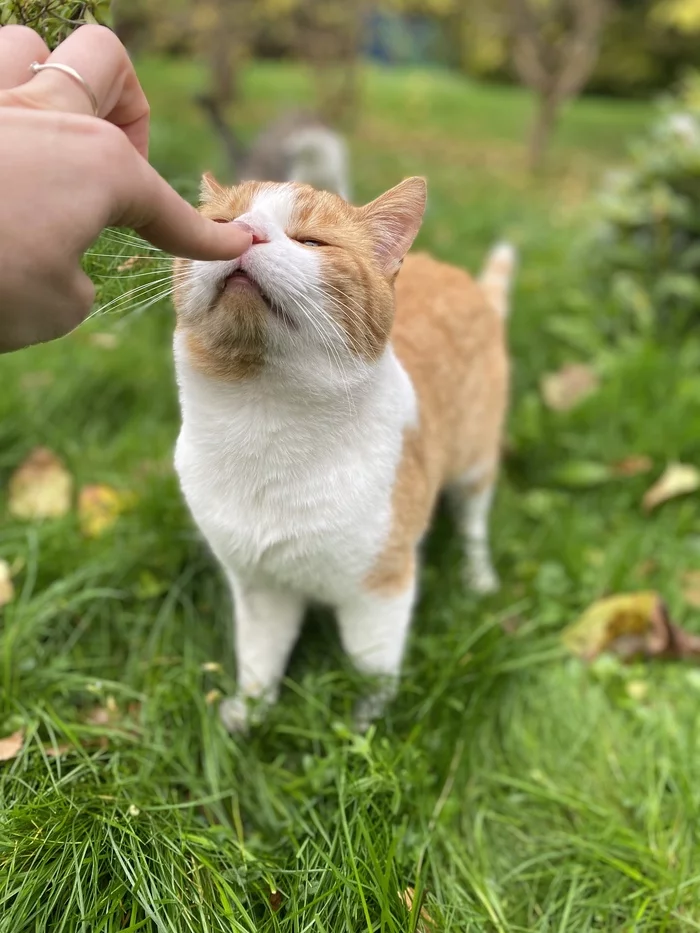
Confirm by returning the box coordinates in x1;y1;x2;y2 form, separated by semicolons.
508;0;609;170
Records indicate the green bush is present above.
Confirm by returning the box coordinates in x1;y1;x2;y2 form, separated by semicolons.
588;74;700;335
0;0;111;49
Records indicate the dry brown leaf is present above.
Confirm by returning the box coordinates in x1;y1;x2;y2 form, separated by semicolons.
399;888;435;931
269;890;283;913
89;333;119;350
562;591;700;662
78;485;136;538
540;363;599;412
643;463;700;512
0;560;14;608
116;256;146;271
0;728;24;762
8;448;73;520
611;456;654;477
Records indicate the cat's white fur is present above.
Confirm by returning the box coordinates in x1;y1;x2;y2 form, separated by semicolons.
174;184;418;730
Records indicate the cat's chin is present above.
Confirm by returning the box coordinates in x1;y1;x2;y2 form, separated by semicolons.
219;274;296;330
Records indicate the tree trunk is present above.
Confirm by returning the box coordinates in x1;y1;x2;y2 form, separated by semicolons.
528;93;559;172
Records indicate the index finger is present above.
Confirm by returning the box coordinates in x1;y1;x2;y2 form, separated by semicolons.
14;24;150;157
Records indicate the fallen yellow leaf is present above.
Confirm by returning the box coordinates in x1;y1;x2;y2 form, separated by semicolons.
78;485;136;538
562;591;700;661
205;689;222;705
626;680;649;701
540;363;599;412
563;592;659;660
0;560;14;608
0;728;24;762
8;448;72;520
643;463;700;512
399;888;435;931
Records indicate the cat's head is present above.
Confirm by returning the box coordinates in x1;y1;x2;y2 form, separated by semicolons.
172;176;426;383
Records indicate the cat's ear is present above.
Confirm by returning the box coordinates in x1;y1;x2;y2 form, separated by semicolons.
200;172;226;203
360;177;427;276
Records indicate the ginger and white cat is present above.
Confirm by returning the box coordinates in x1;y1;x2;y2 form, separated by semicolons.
172;175;515;731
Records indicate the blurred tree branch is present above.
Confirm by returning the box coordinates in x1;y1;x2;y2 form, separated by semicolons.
508;0;609;170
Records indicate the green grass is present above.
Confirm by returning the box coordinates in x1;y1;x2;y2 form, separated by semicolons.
2;58;700;931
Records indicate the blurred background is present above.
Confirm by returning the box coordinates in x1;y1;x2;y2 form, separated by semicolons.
4;2;700;929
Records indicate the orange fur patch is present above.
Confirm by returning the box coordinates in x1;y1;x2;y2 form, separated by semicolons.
365;252;509;595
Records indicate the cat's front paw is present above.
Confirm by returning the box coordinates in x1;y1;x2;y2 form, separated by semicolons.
219;695;250;735
353;678;397;732
219;693;273;734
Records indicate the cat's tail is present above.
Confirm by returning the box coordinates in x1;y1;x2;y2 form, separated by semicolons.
478;242;517;318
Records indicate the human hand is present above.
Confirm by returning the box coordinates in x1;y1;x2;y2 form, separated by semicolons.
0;24;251;352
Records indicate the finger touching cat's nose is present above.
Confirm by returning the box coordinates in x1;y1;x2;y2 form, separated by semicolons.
232;217;271;245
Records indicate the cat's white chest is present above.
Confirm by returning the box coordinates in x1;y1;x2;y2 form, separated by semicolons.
174;343;416;604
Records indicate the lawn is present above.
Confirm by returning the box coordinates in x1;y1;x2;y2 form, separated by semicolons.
2;58;700;931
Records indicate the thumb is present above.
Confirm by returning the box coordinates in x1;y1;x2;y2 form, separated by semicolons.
110;145;251;261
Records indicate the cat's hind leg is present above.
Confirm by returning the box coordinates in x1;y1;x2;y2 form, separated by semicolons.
219;576;305;734
450;464;500;595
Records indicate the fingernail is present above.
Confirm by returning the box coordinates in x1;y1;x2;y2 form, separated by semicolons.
232;220;255;235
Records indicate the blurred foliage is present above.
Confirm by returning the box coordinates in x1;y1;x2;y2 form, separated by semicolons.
0;0;111;48
587;73;700;335
654;0;700;30
8;0;700;98
109;0;700;98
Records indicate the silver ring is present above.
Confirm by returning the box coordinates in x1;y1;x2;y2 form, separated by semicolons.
29;61;99;116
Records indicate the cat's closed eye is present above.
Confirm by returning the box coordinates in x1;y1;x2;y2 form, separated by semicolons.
297;239;323;248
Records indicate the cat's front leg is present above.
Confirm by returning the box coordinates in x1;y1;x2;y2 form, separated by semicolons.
219;575;305;734
336;573;417;731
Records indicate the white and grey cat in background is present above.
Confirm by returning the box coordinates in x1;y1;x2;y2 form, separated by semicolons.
197;96;351;200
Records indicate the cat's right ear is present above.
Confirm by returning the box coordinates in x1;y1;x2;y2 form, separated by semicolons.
200;172;226;203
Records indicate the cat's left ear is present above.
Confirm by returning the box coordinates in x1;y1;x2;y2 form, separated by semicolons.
360;177;427;276
200;171;226;203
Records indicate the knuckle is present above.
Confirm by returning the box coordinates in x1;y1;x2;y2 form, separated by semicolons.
87;118;131;161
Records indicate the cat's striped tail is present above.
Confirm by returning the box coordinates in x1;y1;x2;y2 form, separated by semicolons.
478;242;517;318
